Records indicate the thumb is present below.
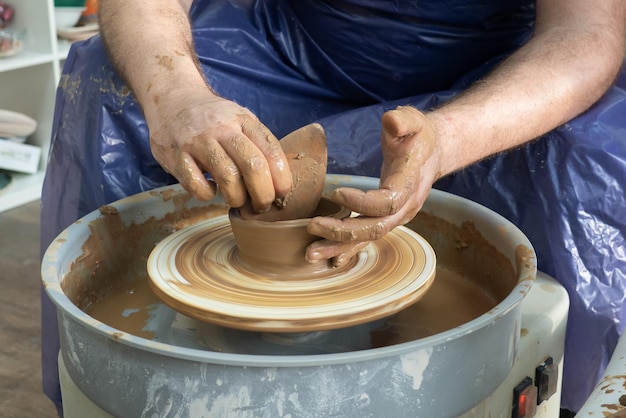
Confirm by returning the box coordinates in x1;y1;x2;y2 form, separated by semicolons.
381;106;425;139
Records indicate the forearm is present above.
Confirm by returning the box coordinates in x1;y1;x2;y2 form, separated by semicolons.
430;0;626;176
98;0;212;112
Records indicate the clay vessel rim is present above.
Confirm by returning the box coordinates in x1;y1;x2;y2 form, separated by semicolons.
229;198;351;226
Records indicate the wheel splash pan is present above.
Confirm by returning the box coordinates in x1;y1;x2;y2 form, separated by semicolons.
42;174;536;418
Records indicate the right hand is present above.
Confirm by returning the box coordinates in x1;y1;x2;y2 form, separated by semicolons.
306;106;443;266
145;87;292;213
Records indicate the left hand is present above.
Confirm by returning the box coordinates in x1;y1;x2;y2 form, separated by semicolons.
306;106;443;266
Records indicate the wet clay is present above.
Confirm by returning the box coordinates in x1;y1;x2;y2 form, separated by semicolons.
87;264;497;352
239;123;327;221
64;191;518;352
147;215;435;331
60;192;229;311
229;197;351;275
405;212;519;301
143;123;434;332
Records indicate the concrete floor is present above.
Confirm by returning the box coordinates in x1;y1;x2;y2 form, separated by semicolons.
0;200;58;417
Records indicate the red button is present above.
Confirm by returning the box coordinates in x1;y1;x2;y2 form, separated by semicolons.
518;385;538;417
513;377;538;418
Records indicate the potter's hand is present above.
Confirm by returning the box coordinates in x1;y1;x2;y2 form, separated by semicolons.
306;106;442;266
147;89;292;213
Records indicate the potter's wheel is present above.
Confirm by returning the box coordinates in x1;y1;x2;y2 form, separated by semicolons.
147;214;436;332
44;177;537;418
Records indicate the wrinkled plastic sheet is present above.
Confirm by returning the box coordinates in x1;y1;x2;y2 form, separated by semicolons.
42;0;626;412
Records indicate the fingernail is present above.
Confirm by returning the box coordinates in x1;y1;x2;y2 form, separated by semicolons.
307;222;322;235
256;205;271;214
307;250;320;262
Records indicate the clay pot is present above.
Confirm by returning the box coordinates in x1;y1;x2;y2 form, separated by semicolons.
228;197;351;276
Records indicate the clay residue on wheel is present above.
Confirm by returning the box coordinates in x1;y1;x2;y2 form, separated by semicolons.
60;186;521;344
61;197;228;312
82;207;509;347
406;212;517;301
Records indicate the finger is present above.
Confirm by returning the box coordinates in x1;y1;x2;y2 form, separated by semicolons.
330;187;409;217
307;214;397;243
219;133;275;213
381;107;436;166
379;107;435;202
306;239;370;267
171;150;218;201
190;138;249;207
332;241;371;268
381;106;424;140
241;118;293;200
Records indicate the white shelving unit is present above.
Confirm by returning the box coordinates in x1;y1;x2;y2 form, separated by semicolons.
0;0;72;212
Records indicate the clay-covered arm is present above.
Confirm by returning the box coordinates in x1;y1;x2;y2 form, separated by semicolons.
98;0;292;212
98;0;199;110
308;0;626;264
430;0;626;176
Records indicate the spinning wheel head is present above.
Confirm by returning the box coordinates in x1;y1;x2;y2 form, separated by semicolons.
147;214;436;332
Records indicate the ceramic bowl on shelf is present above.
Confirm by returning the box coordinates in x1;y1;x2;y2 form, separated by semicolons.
54;7;84;29
56;24;99;43
0;29;24;58
0;2;15;30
